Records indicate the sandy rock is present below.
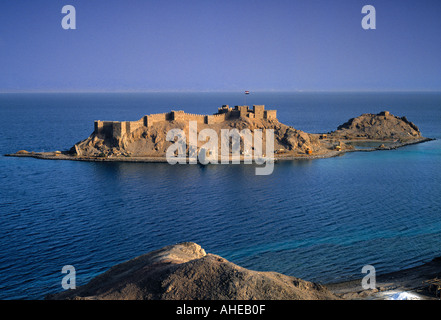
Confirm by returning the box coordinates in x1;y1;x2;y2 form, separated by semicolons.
332;111;422;140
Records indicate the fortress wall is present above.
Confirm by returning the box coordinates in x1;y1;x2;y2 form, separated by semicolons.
227;110;240;120
150;112;169;122
171;110;185;121
112;122;121;139
94;120;103;133
95;120;145;139
206;113;227;124
121;122;129;136
253;105;265;119
112;121;129;139
218;105;232;114
236;106;249;118
98;121;114;137
182;113;206;123
93;105;277;138
264;110;277;120
127;119;145;134
170;111;206;123
146;112;170;126
145;115;152;127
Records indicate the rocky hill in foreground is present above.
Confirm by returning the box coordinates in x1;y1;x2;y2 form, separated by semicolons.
46;242;339;300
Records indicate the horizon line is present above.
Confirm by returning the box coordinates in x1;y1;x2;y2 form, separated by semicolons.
1;89;441;94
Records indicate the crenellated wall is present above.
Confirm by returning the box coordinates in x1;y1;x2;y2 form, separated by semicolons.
171;111;206;123
206;113;227;124
94;104;278;139
146;112;170;127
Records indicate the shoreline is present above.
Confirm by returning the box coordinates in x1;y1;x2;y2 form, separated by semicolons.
4;137;434;163
326;256;441;300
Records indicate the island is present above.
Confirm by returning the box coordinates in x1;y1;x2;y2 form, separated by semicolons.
6;105;432;162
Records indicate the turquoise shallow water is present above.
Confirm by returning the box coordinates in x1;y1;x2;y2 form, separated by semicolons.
0;92;440;299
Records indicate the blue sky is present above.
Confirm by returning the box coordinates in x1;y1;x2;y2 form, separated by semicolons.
0;0;441;92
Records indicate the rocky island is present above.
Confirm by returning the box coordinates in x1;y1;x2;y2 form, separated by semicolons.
6;105;431;162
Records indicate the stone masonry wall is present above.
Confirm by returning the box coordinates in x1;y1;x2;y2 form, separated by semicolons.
94;105;277;139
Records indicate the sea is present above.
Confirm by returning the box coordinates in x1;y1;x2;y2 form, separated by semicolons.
0;92;440;300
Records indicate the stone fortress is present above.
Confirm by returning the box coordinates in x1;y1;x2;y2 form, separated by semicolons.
94;105;278;140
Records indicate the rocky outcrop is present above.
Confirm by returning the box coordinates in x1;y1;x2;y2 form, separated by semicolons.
277;126;319;151
46;242;339;300
331;111;422;141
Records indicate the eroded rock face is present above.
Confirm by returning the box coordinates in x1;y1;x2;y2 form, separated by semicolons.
46;242;339;300
279;127;318;151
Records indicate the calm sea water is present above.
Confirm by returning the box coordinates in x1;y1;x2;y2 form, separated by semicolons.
0;92;440;300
